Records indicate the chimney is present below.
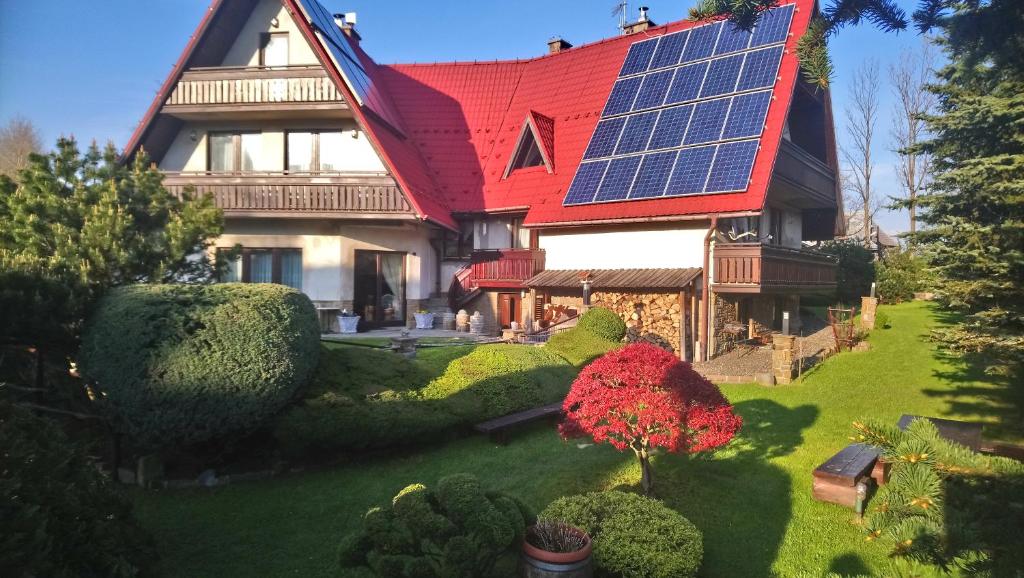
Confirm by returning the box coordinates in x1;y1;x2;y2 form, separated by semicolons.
547;37;573;54
332;12;361;42
622;6;656;34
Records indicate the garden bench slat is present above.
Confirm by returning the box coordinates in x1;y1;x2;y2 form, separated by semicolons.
474;402;564;444
813;443;879;486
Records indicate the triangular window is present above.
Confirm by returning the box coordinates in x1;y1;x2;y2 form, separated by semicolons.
504;112;555;178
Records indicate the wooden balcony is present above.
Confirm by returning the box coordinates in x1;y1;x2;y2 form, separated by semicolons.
470;249;546;288
712;242;837;294
162;66;350;120
162;172;414;218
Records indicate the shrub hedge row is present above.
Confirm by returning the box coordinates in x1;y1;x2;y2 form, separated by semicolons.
79;284;320;452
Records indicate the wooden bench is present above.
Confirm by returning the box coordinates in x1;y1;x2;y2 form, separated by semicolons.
474;402;564;445
898;414;982;450
811;443;881;514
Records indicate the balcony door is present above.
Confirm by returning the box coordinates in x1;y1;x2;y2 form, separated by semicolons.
354;250;406;327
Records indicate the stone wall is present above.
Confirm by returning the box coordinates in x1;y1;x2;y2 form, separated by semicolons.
591;291;683;355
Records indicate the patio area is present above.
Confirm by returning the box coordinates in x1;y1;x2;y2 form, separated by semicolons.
694;317;837;384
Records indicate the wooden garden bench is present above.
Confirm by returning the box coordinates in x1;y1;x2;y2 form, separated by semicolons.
474;402;564;445
811;443;882;514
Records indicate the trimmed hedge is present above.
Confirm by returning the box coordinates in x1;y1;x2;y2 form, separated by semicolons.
339;473;533;577
540;491;702;578
273;343;574;455
576;307;627;342
545;328;621;367
79;284;320;451
0;402;156;577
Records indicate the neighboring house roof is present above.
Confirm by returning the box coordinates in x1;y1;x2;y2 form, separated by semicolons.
843;212;899;249
526;268;702;290
127;0;820;230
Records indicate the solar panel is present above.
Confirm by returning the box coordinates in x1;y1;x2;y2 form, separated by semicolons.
619;38;658;76
684;98;731;145
564;161;609;204
629;151;678;199
705;140;759;192
714;21;753;55
649;30;688;70
603;77;643;116
751;4;794;47
681;22;721;63
700;53;744;98
564;4;793;207
722;91;772;139
583;117;627;160
615;111;660;155
594;156;642;202
665;145;716;196
647;104;694;150
664;61;708;105
736;46;784;91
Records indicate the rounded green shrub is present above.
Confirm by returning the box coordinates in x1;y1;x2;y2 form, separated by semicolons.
0;402;156;577
79;283;320;451
339;473;533;577
576;307;627;342
540;491;702;578
545;327;620;367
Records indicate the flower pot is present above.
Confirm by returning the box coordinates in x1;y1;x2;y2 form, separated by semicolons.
414;312;435;330
337;315;360;334
521;530;593;578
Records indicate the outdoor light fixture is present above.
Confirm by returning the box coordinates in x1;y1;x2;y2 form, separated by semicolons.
270;17;280;28
189;130;198;142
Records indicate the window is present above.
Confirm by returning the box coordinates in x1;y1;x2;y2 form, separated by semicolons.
443;221;475;259
768;208;783;245
286;130;348;173
218;248;302;289
260;32;289;67
504;127;547;178
208;132;261;173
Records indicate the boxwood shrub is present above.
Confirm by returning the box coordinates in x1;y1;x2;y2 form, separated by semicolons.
273;343;574;455
79;284;320;451
0;402;156;577
545;328;621;367
338;473;533;577
540;491;702;578
576;307;627;342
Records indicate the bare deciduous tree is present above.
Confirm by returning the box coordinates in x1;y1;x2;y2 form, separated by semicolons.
890;41;936;237
0;116;43;180
842;60;882;248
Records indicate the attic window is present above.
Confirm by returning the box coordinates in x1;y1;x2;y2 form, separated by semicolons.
503;112;555;178
510;134;545;171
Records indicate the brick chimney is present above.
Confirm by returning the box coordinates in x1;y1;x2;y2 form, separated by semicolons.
547;37;573;54
622;6;656;35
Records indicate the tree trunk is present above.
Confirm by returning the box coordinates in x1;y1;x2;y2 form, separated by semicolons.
638;450;653;495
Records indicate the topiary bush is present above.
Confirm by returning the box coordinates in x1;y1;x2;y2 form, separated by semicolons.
545;327;620;367
540;491;702;578
576;307;627;342
0;402;156;577
338;473;534;577
79;283;320;452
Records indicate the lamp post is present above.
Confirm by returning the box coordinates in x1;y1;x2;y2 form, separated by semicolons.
579;271;593;312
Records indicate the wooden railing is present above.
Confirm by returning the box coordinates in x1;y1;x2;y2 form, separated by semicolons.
165;66;346;107
713;243;837;292
162;172;411;214
470;249;546;288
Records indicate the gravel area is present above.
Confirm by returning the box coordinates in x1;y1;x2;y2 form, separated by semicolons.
694;316;837;378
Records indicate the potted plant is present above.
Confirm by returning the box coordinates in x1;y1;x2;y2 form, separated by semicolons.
522;520;592;577
413;309;435;330
337;310;360;334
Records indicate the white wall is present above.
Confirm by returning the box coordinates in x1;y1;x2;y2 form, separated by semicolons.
158;120;386;173
473;216;528;250
221;0;318;67
539;224;708;270
216;220;436;303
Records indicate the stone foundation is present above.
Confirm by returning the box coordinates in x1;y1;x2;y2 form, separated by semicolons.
771;334;797;384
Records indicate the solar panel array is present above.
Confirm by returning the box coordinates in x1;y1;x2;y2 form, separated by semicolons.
293;0;405;133
563;4;794;206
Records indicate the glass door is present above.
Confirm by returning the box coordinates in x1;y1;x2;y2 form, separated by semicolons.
354;250;406;327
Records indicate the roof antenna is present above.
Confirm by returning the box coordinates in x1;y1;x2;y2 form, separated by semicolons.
612;1;628;34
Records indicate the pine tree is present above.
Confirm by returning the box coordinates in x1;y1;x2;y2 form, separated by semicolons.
0;138;225;352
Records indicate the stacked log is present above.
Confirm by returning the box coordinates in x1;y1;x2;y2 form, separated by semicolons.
591;291;682;355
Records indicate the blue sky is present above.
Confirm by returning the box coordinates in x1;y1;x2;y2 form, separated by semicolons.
0;0;931;233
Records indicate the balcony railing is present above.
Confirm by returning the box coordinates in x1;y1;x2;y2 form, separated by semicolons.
164;66;347;109
713;242;837;293
162;171;412;215
470;249;546;288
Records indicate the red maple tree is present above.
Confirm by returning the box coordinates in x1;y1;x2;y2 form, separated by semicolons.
560;343;742;494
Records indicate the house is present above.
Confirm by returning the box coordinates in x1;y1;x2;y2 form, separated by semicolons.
842;213;899;258
125;0;842;361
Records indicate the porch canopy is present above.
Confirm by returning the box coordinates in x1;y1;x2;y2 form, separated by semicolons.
525;268;702;290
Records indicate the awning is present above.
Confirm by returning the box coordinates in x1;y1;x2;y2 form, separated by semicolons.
525;268;702;290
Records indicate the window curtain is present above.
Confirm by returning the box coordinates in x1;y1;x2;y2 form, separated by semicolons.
281;251;302;290
221;254;242;282
380;253;404;318
249;252;273;283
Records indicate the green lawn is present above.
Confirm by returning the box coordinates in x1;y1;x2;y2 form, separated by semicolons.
132;302;1020;577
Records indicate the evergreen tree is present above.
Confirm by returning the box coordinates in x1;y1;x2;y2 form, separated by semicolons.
0;138;225;353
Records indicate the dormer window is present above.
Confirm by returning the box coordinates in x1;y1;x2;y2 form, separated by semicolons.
503;111;555;178
509;133;545;171
260;32;288;67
